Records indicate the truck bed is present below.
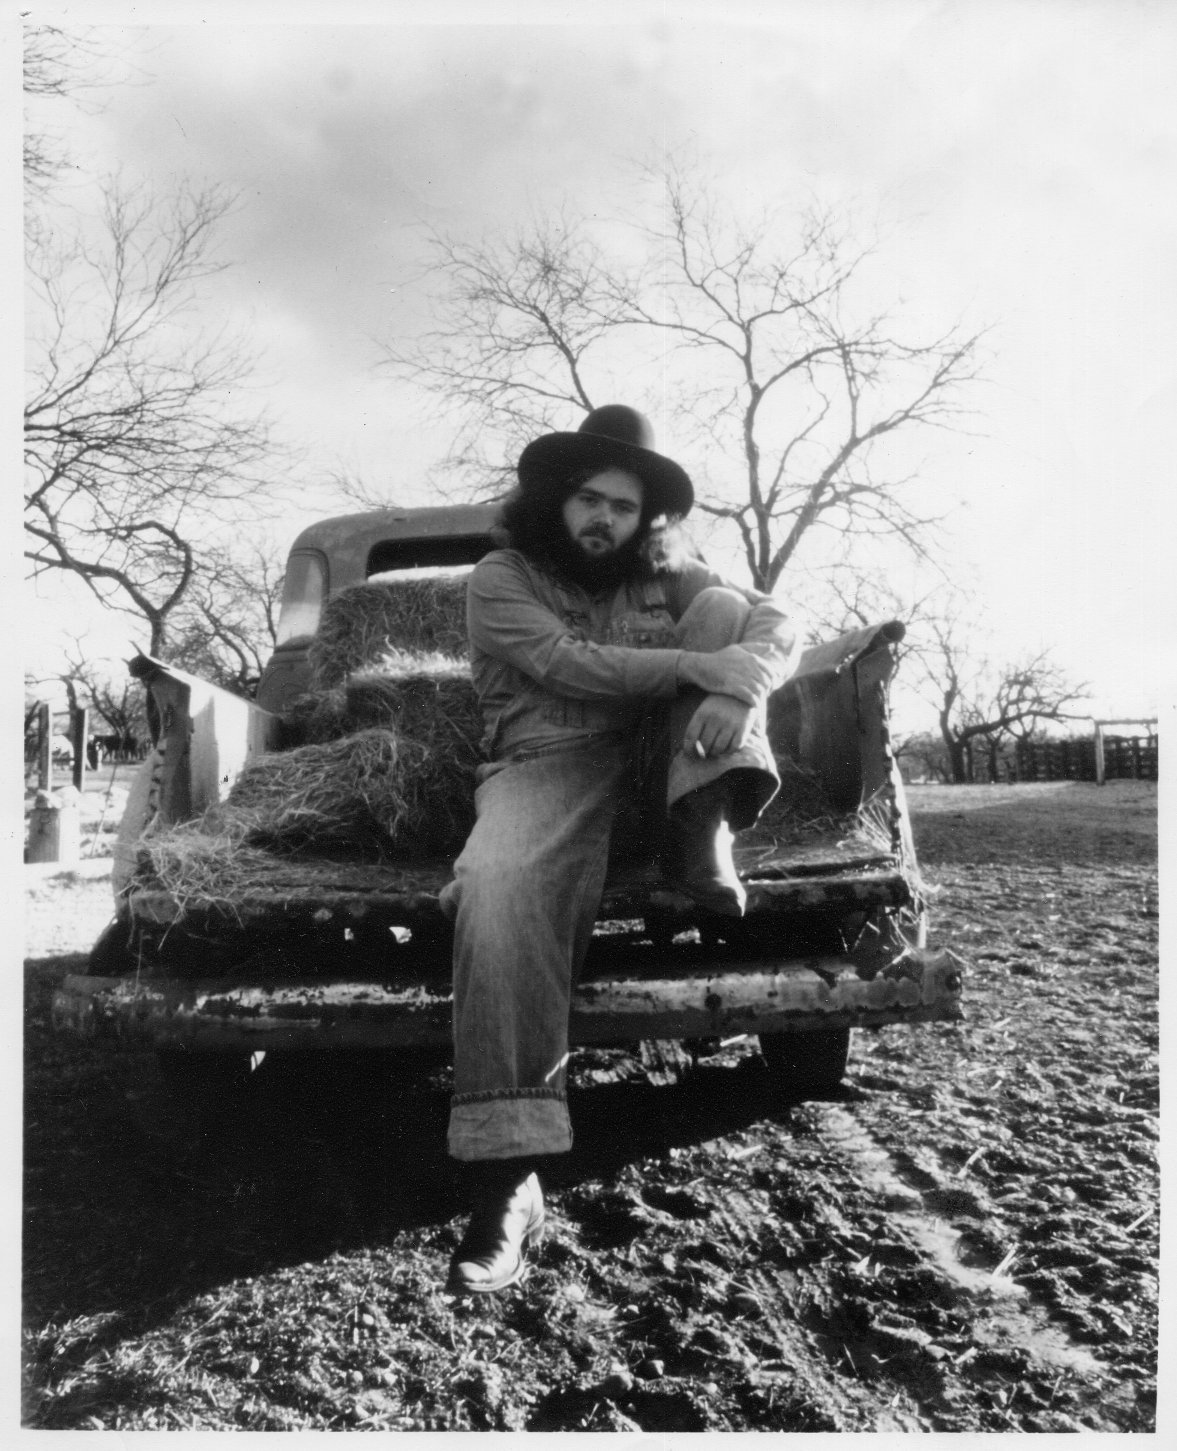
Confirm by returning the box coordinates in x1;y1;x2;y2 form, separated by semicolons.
122;811;910;942
67;813;957;1054
54;617;964;1053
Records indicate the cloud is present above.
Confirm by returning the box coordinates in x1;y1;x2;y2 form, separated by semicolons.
81;26;699;345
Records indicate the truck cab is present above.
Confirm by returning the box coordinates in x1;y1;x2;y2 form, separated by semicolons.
257;502;502;716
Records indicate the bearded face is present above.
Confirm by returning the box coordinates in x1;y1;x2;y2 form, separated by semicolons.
498;464;686;588
552;469;646;590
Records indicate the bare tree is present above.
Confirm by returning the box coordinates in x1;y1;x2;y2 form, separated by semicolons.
49;642;149;744
25;179;276;656
379;162;984;589
23;23;126;239
166;541;286;695
23;24;97;199
919;613;1089;783
797;560;944;661
892;731;953;784
83;674;149;747
377;210;616;501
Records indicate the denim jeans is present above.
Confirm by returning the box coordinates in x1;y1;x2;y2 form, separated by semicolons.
440;587;779;1161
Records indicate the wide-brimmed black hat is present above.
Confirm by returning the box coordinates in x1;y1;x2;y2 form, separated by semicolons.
516;405;694;517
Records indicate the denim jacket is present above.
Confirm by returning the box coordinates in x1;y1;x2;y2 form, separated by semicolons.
466;549;797;759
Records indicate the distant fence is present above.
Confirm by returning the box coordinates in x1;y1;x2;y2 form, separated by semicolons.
1015;735;1158;783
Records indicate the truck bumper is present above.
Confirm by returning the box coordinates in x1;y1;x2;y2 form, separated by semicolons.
53;950;962;1052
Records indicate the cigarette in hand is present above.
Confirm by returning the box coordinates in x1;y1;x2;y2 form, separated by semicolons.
694;740;707;758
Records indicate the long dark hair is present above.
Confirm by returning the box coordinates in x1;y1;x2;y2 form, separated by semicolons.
498;468;691;587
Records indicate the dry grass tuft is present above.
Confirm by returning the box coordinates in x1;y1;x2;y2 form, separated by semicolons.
137;816;287;908
751;759;889;850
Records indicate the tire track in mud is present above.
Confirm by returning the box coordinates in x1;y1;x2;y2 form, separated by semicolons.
544;1140;929;1433
814;1105;1105;1366
543;1033;1148;1433
689;1196;928;1432
638;1149;981;1433
781;1099;1138;1429
676;1188;915;1430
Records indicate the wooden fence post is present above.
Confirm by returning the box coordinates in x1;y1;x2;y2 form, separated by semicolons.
70;706;88;792
37;702;52;790
1092;718;1158;784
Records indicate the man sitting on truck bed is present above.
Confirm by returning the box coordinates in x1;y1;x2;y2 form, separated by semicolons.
440;405;799;1295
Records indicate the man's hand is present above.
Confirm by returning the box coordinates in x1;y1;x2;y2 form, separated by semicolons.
679;645;777;706
682;694;756;759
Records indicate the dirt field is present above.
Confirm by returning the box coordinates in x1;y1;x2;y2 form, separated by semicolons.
22;781;1160;1431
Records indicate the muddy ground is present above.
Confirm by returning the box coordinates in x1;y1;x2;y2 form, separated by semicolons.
22;780;1160;1431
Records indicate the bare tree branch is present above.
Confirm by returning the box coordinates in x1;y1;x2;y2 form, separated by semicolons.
23;24;119;206
25;178;277;655
164;539;287;695
375;160;985;590
54;640;149;742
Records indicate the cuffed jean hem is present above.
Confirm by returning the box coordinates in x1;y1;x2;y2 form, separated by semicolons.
447;1090;573;1162
666;744;779;830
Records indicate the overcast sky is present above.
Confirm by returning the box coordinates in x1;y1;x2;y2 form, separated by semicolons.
16;0;1177;725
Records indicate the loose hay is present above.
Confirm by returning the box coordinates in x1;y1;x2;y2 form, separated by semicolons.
138;722;480;906
289;652;482;750
308;577;469;689
226;729;418;848
137;817;298;909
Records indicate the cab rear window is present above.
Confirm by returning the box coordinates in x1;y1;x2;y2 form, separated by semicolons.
366;534;493;576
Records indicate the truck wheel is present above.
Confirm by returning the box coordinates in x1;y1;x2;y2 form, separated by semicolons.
87;917;137;976
758;1027;852;1099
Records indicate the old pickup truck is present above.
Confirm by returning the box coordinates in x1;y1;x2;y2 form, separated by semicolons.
52;502;962;1106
